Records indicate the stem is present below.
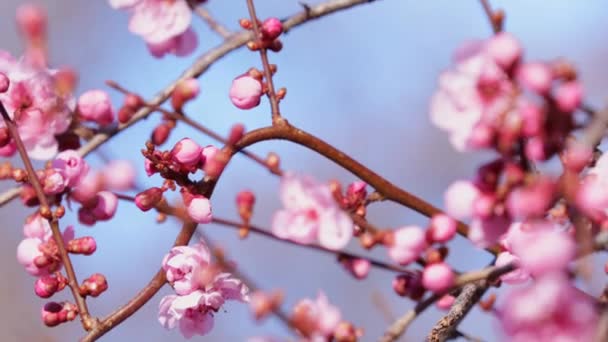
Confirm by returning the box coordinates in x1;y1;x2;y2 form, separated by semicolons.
478;0;501;33
245;0;283;124
0;102;94;330
0;0;385;208
234;122;500;255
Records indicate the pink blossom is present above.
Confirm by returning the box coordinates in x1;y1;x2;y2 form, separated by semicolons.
516;62;553;94
41;169;66;195
0;72;9;93
554;81;583;113
147;28;198;58
229;75;263;110
341;258;371;279
430;39;512;151
500;274;597;342
429;214;457;243
494;251;529;284
484;32;522;69
436;294;455;310
505;176;555;219
272;173;353;250
422;262;455;293
172;138;202;168
171;77;200;110
162;241;211;295
0;53;74;159
509;223;575;276
444;180;480;219
70;171;102;204
77;89;115;126
387;226;427;265
261;18;283;40
16;4;47;40
51;150;89;188
468;215;510;248
158;255;249;338
187;195;213;224
292;292;341;338
102;160;135;190
17;225;74;276
91;191;118;221
23;214;51;239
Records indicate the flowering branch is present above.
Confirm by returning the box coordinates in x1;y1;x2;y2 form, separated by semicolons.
0;0;384;208
0;101;95;330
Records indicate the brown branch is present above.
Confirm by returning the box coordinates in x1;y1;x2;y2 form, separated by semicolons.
0;0;384;208
245;0;283;124
478;0;502;34
0;102;95;330
80;221;198;342
426;281;489;342
187;1;233;39
233;121;500;255
379;263;514;342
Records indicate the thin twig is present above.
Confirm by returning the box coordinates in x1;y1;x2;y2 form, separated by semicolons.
0;0;383;208
0;102;95;330
245;0;283;124
478;0;501;33
187;1;233;39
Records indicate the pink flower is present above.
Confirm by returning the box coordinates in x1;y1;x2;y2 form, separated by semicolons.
494;251;529;284
0;53;74;159
444;180;480;219
51;150;89;188
162;241;211;295
505;176;555;219
387;226;427;265
158;246;249;339
172;138;202;168
468;215;510;248
516;62;553;94
229;75;263;110
430;39;513;151
110;0;197;58
484;32;522;69
272;173;353;250
102;160;135;190
429;214;457;243
500;274;597;342
147;28;198;58
17;225;74;276
436;294;455;310
77;89;115;126
509;222;575;276
554;81;583;113
91;191;118;221
291;292;341;338
187;195;213;224
422;262;455;293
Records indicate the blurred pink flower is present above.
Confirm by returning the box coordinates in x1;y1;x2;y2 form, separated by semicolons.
272;173;353;250
51;149;89;188
387;225;427;265
292;292;341;338
229;75;263;110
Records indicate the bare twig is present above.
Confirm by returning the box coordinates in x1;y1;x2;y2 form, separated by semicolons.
0;102;94;330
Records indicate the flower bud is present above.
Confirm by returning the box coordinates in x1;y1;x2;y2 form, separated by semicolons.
517;62;553;94
102;160;135;190
77;90;115;126
80;273;108;297
171;138;202;168
227;123;245;145
152;123;172;146
67;236;97;255
422;262;454;293
16;4;47;40
429;214;457;243
35;275;60;298
0;72;9;93
171;78;199;111
554;81;582;113
187;195;212;223
261;17;283;40
135;187;164;211
229;75;263;110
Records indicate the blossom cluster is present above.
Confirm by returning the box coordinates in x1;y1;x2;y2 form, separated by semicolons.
159;239;249;338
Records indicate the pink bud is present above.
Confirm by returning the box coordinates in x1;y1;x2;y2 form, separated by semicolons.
524;136;547;161
228;123;245;145
35;275;59;298
236;190;256;209
518;99;544;137
135;187;163;211
561;141;592;172
71;172;101;204
80;273;108;297
200;145;218;166
342;258;371;279
17;238;44;275
261;17;283;40
102;160;135;190
42;169;66;195
41;302;62;327
429;214;457;243
485;32;522;69
51;150;89;188
171;138;202;168
387;226;427;265
517;62;553;94
77;90;115;126
435;294;455;310
422;262;455;293
144;158;157;177
67;237;97;255
91;191;118;220
444;180;480;219
203;149;228;179
23;214;50;239
187;195;212;223
0;140;16;157
0;72;9;93
171;78;200;111
506;176;555;219
151;123;172;146
16;4;47;40
78;207;97;226
554;81;582;113
229;75;263;110
392;271;424;300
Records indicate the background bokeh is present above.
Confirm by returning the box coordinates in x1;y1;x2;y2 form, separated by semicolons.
1;0;607;341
